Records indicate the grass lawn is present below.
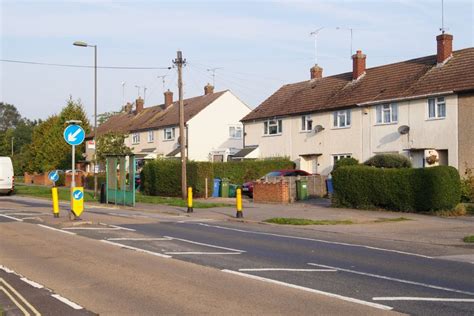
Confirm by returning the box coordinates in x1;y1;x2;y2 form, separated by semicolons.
264;217;353;225
374;217;412;223
463;235;474;243
14;184;230;208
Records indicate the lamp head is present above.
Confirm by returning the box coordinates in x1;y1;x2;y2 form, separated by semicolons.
73;41;88;47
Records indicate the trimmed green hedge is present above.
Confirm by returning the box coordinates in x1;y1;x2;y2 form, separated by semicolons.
364;153;412;168
332;165;461;212
333;157;359;172
141;158;294;197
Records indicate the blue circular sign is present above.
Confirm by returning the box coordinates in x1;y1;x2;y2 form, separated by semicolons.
48;170;59;182
73;189;84;200
63;125;85;146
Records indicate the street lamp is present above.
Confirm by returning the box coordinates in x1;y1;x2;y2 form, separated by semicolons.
73;40;98;198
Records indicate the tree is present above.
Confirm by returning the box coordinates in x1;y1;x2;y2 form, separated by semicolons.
0;102;21;132
96;131;132;163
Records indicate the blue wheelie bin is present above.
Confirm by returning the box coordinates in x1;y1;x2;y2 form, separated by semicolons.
212;178;221;197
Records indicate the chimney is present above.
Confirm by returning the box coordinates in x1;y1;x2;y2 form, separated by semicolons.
124;102;132;113
436;33;453;64
352;50;366;80
204;83;214;95
136;97;144;113
310;65;323;79
164;89;173;109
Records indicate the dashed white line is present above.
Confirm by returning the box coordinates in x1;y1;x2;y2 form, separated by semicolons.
20;277;44;289
63;227;122;230
308;263;474;296
221;270;392;311
165;252;242;255
238;268;337;272
107;237;172;241
195;223;433;259
373;297;474;302
37;224;76;235
0;214;23;221
51;294;83;310
100;240;172;258
164;236;245;253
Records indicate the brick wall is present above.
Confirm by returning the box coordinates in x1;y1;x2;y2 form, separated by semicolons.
253;179;290;203
24;173;52;185
65;173;85;187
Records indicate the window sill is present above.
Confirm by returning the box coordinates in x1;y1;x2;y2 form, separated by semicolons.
426;117;446;121
262;133;282;137
300;130;312;133
374;122;398;126
163;139;175;142
147;141;154;143
331;126;351;130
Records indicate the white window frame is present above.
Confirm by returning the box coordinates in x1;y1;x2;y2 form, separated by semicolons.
147;130;154;143
263;119;282;135
301;115;313;132
428;97;446;119
229;126;242;139
164;127;175;141
333;110;351;128
132;133;140;144
333;154;352;165
376;103;398;124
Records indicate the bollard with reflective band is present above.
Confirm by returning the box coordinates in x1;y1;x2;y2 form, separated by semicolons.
52;187;59;218
71;187;84;219
187;187;194;213
236;188;243;218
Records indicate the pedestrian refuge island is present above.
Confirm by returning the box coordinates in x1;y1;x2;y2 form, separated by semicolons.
105;154;136;207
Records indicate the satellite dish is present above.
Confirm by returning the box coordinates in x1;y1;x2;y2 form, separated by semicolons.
314;125;325;133
398;125;410;135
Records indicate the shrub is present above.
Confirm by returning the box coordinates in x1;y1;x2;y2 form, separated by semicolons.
332;165;461;212
364;154;412;168
333;157;359;172
84;174;106;190
460;167;474;202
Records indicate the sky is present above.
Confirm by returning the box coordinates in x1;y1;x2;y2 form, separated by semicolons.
1;0;473;121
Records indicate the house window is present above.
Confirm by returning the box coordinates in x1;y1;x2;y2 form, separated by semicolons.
376;103;398;124
263;119;282;135
428;97;446;119
164;127;175;140
229;126;242;139
132;133;140;144
333;110;351;128
301;115;313;131
147;130;154;143
333;154;352;165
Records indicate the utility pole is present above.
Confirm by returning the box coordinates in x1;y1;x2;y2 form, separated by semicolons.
173;51;187;199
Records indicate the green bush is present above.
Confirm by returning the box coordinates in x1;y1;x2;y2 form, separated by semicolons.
333;165;461;212
364;154;412;168
84;174;106;190
460;167;474;202
333;157;359;172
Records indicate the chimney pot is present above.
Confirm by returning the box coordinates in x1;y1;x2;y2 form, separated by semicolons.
310;65;323;79
352;50;366;80
135;97;144;113
436;33;453;64
204;83;214;95
164;89;173;109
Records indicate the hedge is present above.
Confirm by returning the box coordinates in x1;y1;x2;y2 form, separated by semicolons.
364;153;412;168
332;165;461;212
141;158;294;197
84;174;106;190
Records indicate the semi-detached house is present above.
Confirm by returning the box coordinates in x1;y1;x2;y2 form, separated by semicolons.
86;84;251;170
241;33;474;176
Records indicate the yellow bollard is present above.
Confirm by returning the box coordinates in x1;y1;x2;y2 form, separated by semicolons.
236;188;243;218
52;187;59;218
187;187;194;213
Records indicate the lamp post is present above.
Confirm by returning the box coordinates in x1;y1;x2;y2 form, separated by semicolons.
73;40;98;198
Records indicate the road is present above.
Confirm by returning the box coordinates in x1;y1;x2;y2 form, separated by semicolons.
1;195;473;315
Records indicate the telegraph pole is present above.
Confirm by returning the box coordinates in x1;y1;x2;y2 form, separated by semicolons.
173;51;187;199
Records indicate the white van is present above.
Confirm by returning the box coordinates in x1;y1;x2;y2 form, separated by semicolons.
0;157;14;195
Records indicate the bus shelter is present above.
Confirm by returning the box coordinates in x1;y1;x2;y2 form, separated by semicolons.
105;155;136;206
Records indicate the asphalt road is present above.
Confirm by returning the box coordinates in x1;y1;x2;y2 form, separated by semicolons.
1;196;473;315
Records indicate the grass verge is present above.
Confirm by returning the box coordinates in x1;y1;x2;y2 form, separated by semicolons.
264;217;353;225
463;235;474;243
374;217;412;223
14;184;231;208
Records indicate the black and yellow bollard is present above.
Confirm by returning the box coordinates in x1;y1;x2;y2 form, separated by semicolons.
187;187;194;213
236;188;243;218
52;187;59;218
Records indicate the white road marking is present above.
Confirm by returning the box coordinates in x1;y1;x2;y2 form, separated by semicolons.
238;268;337;272
308;263;474;296
1;278;41;315
373;297;474;302
176;218;217;223
20;277;44;289
51;294;83;310
6;213;46;216
165;252;242;255
107;224;136;231
164;236;245;253
107;237;172;241
38;224;76;235
100;240;172;258
0;286;33;316
0;214;23;221
221;270;392;311
0;265;17;274
63;227;122;230
195;223;434;259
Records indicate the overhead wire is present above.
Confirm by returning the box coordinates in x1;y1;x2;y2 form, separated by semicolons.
0;59;172;70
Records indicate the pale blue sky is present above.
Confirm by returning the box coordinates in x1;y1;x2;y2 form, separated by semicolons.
1;0;473;121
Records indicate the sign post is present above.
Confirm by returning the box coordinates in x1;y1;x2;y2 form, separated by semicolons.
63;123;85;219
48;170;60;217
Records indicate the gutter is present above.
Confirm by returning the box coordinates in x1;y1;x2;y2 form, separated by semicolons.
356;91;454;107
